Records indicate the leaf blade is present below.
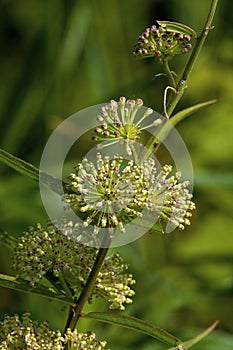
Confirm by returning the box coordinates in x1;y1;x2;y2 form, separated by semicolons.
0;148;68;195
0;273;73;305
171;99;216;126
83;311;184;347
168;321;219;349
156;100;216;144
0;148;39;182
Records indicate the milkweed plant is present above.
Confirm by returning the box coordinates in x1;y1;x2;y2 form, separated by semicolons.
0;1;219;349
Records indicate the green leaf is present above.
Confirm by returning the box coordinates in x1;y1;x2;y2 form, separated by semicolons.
0;148;68;195
0;228;17;250
0;273;73;305
168;321;219;349
0;148;40;182
156;100;216;143
83;312;185;347
157;21;197;39
171;100;216;126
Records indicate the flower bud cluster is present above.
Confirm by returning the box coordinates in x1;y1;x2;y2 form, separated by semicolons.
133;23;193;64
64;153;149;232
0;313;109;349
13;221;135;310
93;97;162;156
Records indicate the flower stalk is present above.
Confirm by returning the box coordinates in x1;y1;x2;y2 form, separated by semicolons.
163;60;176;88
64;233;111;333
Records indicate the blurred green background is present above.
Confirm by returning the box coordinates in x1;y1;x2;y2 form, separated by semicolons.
0;0;232;349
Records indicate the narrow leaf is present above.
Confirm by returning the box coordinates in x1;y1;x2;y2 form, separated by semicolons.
0;148;40;182
83;312;184;347
156;100;216;143
171;100;216;126
168;321;219;349
0;273;73;305
0;228;17;250
0;148;68;195
157;21;197;39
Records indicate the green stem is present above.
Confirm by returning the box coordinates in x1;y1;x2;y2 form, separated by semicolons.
166;0;218;117
64;233;111;333
163;60;176;88
139;0;218;162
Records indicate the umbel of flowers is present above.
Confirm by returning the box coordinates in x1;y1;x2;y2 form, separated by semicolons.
0;313;109;350
13;221;135;310
93;97;162;156
64;153;149;232
64;153;195;233
133;22;194;64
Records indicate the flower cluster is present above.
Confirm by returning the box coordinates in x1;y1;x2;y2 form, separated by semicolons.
93;97;162;156
13;221;135;310
0;313;109;350
64;154;195;233
133;23;193;64
94;252;135;310
64;153;149;232
142;159;196;230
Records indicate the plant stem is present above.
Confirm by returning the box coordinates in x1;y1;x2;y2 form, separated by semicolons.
139;0;218;162
166;0;218;117
64;233;111;333
163;60;176;88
